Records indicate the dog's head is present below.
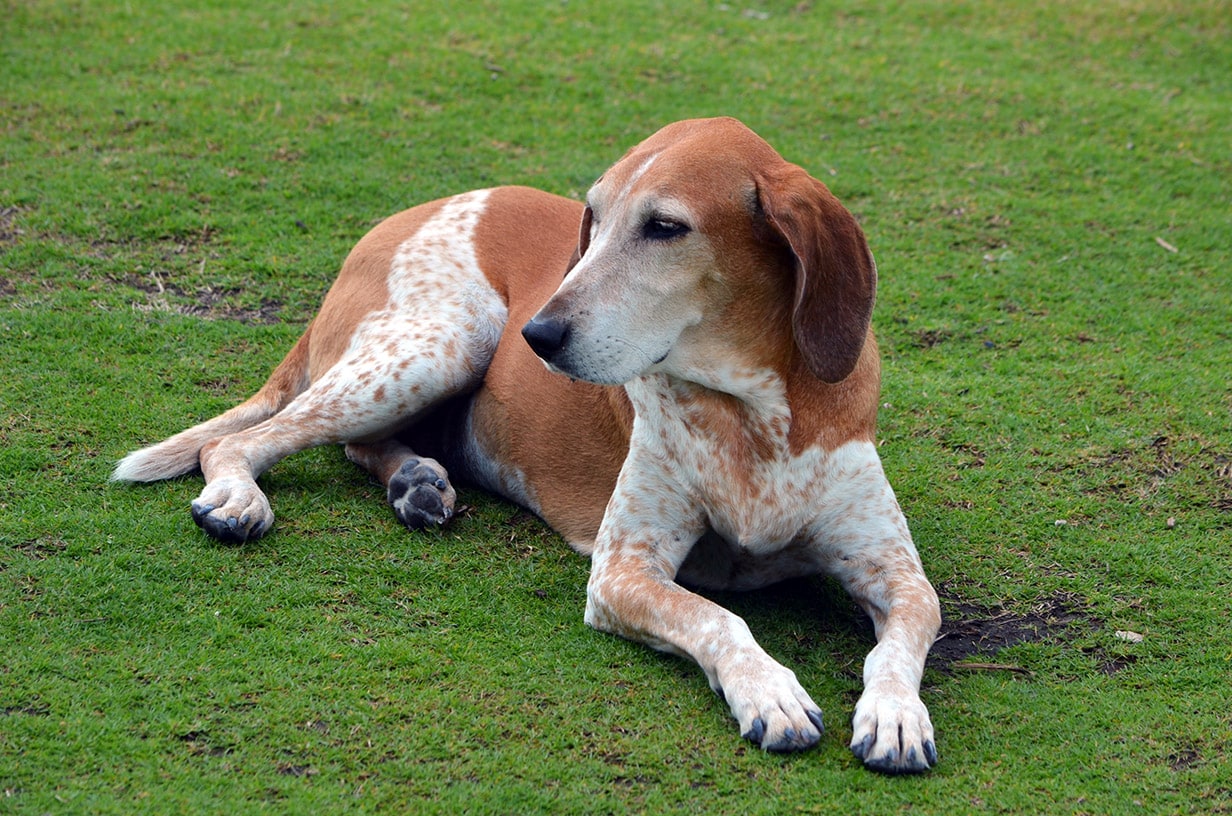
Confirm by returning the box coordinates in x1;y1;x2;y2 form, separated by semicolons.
522;117;877;387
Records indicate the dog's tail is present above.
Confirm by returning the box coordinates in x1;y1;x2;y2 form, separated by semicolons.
110;328;314;483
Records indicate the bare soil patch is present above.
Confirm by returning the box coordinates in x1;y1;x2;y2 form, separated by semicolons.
929;590;1098;673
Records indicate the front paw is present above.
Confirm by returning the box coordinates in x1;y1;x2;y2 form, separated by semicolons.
387;459;456;530
719;662;825;753
850;683;937;773
190;477;273;543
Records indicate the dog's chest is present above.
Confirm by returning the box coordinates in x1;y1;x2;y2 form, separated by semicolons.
626;375;845;551
693;442;837;552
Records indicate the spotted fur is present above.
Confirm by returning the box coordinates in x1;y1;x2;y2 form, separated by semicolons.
114;117;941;773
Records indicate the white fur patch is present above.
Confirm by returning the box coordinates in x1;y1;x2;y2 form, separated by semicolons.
230;190;507;457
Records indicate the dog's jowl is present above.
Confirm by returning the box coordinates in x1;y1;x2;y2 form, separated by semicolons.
114;117;940;773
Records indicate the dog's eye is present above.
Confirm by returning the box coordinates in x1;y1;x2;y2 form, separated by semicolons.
643;218;690;241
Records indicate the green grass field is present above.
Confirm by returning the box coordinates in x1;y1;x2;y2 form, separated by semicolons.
2;0;1229;812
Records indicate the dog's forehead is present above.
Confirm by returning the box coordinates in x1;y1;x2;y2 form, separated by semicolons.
636;116;780;161
590;118;784;214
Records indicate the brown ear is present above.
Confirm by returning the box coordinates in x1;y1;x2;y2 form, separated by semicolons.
757;165;877;383
563;205;594;276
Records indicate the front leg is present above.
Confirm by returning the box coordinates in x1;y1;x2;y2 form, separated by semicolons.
844;560;939;774
822;456;941;773
584;481;824;752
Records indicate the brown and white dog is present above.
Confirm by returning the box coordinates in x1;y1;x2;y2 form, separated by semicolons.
114;117;940;773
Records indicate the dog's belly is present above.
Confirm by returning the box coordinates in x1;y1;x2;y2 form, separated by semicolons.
438;374;628;550
454;397;542;514
677;531;823;591
399;390;545;519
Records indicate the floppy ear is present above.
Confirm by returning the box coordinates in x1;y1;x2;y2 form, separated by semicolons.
563;205;593;276
757;165;877;383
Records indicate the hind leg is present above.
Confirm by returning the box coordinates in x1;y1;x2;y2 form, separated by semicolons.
190;350;473;542
191;314;500;543
190;191;506;542
345;440;456;530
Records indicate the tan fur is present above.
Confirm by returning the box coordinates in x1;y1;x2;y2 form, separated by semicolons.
114;118;940;774
468;188;633;547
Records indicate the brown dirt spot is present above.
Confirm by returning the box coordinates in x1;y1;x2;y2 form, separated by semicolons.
0;205;25;245
123;272;283;324
911;328;951;349
929;591;1096;672
1168;748;1201;771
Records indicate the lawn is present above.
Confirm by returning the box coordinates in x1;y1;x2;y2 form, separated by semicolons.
2;0;1229;813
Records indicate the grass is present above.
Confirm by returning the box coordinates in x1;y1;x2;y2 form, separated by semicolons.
2;0;1230;812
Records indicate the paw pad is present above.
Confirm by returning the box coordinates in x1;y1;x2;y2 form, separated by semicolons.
388;460;455;530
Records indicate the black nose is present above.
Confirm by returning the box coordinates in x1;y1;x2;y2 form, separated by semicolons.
521;316;570;360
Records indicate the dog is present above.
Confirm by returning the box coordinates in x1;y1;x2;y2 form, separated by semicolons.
114;117;941;773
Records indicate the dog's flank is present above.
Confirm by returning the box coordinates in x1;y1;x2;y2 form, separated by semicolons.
114;117;940;773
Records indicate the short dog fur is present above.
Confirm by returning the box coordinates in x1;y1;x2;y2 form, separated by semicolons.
114;117;941;773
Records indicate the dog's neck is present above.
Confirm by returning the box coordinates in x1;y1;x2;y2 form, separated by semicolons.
624;341;880;461
625;368;793;463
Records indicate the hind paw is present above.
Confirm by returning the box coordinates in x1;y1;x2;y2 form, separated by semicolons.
387;459;456;530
